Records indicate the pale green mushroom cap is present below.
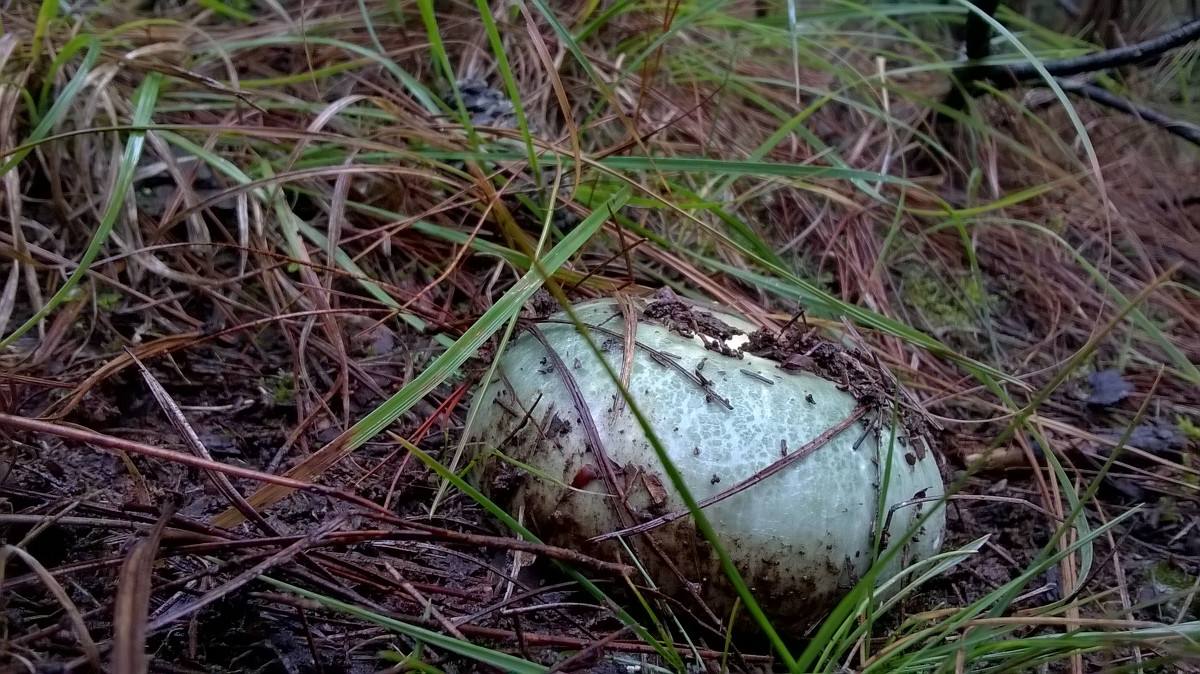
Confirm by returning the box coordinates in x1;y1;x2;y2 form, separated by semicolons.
470;298;945;626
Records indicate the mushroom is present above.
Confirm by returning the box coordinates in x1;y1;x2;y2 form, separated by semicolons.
469;297;945;627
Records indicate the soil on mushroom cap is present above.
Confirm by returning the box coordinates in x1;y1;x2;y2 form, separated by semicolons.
641;287;743;357
639;289;936;458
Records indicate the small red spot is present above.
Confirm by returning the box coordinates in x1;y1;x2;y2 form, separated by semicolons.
572;464;598;488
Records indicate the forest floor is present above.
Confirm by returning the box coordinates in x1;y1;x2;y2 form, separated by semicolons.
1;1;1198;672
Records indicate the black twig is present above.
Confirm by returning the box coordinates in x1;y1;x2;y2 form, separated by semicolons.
1055;79;1200;147
983;18;1200;87
964;0;1001;62
946;0;1001;109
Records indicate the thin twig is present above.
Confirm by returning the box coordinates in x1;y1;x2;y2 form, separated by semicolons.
986;18;1200;85
1053;79;1200;147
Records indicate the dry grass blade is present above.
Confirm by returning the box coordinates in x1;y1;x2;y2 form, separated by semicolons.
112;502;176;674
51;333;201;419
517;2;582;193
0;545;101;670
128;350;277;533
613;293;639;413
145;516;347;632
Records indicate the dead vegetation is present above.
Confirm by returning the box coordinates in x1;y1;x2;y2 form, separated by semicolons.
0;0;1198;671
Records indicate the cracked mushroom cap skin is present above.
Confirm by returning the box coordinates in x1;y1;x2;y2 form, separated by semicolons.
470;298;945;625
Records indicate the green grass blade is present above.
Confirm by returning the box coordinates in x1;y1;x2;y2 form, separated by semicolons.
29;0;59;63
196;0;254;22
213;36;440;114
262;578;549;673
339;186;629;450
474;0;541;177
537;299;800;670
1;70;160;348
2;38;99;176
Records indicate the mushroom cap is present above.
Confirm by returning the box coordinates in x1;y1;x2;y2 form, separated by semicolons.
470;298;945;626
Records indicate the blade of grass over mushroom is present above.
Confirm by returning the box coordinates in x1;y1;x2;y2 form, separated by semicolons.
430;171;564;516
398;440;683;669
0;70;160;348
214;187;631;527
539;300;798;671
857;400;904;653
263;578;548;674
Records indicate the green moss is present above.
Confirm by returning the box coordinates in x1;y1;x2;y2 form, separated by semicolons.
1155;496;1181;525
1152;562;1193;591
270;371;295;406
899;263;995;333
1178;416;1200;442
95;290;122;312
